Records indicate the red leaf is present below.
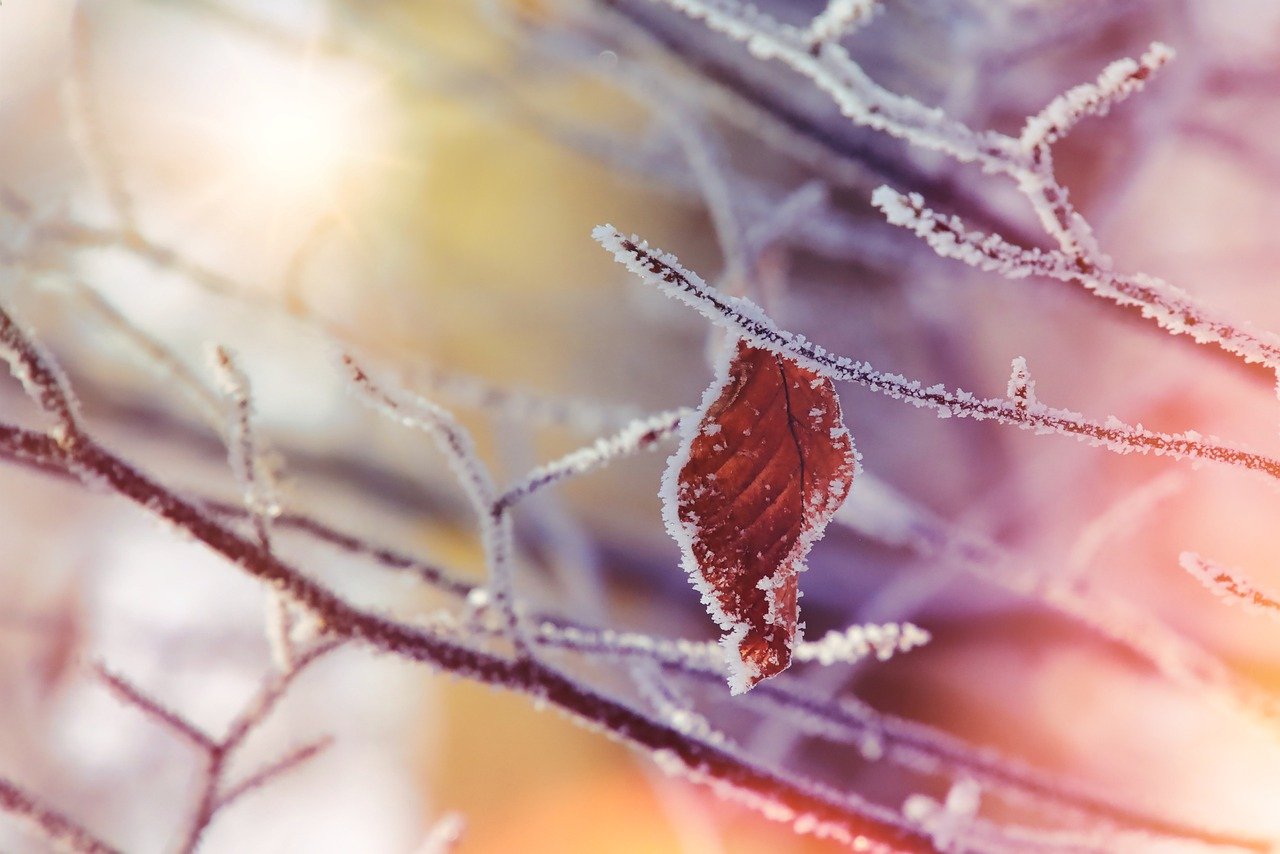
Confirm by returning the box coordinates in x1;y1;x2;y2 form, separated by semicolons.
663;340;857;693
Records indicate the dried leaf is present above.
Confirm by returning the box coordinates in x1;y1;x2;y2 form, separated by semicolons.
663;340;857;693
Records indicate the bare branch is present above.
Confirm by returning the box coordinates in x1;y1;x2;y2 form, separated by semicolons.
90;662;218;754
212;736;334;814
0;777;120;854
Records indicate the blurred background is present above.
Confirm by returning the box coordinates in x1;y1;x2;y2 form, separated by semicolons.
3;0;1280;851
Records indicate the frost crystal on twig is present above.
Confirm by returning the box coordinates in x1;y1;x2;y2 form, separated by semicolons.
1180;553;1280;621
496;408;685;512
794;622;931;666
594;225;1280;485
802;0;880;48
1007;357;1036;410
1021;43;1175;152
342;353;527;650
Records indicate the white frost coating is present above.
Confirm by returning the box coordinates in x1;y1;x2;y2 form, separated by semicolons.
1005;357;1036;409
498;408;686;509
1021;43;1174;151
413;360;643;435
644;1;1280;372
645;0;1018;170
1180;552;1280;621
793;622;930;665
594;225;1280;484
874;180;1280;372
536;620;926;671
342;354;529;646
802;0;880;46
903;779;981;853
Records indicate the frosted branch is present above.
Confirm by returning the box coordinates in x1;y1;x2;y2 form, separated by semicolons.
0;307;82;441
794;623;931;665
495;409;685;512
62;4;136;229
872;187;1074;280
412;361;642;434
1180;553;1280;621
210;345;298;669
802;0;880;47
872;187;1280;370
1066;473;1184;580
536;620;929;670
902;779;981;854
1006;357;1037;410
210;345;278;550
1021;43;1175;152
60;278;226;429
647;2;1280;373
646;0;1020;170
595;226;1280;483
343;353;526;649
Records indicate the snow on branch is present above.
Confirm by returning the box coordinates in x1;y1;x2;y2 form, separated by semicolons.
495;408;685;512
793;622;931;665
1021;43;1175;152
594;225;1280;483
872;187;1075;280
802;0;880;48
646;0;1019;170
872;186;1280;371
1180;553;1280;621
342;353;526;648
649;2;1280;374
536;620;930;670
0;307;82;440
210;345;279;548
210;344;301;670
1007;357;1037;410
342;354;498;515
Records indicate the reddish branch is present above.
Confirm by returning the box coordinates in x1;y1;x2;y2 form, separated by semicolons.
0;301;1271;852
87;644;340;853
0;306;936;853
0;777;120;854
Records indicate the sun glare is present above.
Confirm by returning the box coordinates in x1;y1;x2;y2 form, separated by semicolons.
230;72;368;206
153;34;399;256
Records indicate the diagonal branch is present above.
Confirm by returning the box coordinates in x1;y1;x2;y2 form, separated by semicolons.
595;226;1280;483
0;777;121;854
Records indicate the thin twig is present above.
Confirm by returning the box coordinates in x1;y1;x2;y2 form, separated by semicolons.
90;663;218;753
211;736;334;813
0;777;121;854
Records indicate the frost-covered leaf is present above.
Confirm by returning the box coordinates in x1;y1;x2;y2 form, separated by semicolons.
663;339;857;694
